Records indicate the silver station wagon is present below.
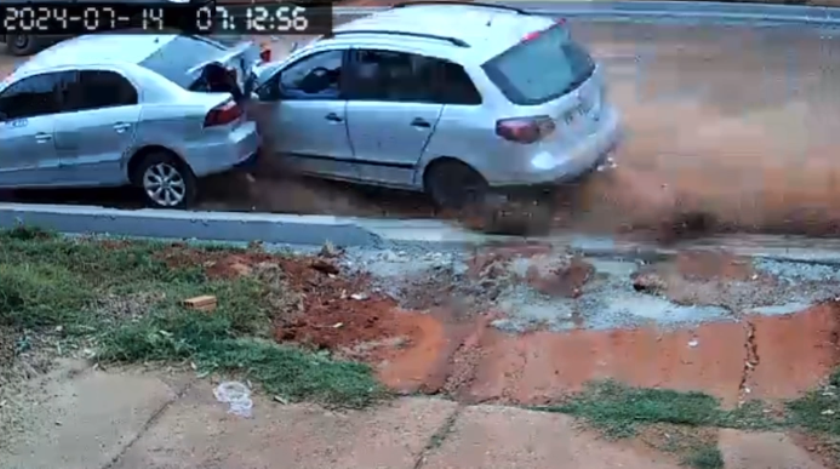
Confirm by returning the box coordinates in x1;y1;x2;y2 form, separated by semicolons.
252;1;622;209
0;33;261;208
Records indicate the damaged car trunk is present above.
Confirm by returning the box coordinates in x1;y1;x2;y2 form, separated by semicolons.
139;35;263;102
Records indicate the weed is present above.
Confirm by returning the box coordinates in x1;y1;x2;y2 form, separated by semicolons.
681;444;725;469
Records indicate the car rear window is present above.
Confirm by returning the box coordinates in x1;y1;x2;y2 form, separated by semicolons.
139;36;226;88
482;25;595;106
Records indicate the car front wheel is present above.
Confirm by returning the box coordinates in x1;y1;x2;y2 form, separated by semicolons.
132;152;197;209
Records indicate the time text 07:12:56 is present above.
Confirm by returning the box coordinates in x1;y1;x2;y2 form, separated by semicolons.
0;2;333;35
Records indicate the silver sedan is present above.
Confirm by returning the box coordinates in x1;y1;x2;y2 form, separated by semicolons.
0;33;262;208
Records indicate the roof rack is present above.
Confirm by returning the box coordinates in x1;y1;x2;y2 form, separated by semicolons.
391;1;529;15
327;30;470;48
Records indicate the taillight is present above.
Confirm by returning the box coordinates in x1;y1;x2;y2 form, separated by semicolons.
260;48;271;62
522;19;567;42
495;116;556;144
204;100;243;127
522;31;541;42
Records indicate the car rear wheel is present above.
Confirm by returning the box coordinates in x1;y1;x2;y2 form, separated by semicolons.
132;152;197;209
424;159;489;210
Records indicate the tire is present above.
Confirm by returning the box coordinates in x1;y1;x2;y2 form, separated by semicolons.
6;34;40;56
424;159;489;210
131;152;197;209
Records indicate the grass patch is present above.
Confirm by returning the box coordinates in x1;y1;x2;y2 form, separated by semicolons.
534;382;746;468
787;380;840;435
0;227;383;408
786;373;840;466
539;381;725;438
535;380;780;438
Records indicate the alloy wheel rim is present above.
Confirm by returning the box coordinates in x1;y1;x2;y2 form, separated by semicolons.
143;163;186;207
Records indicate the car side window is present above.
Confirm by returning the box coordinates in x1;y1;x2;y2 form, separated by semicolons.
346;50;481;105
276;50;344;100
347;50;433;102
437;61;482;105
68;70;139;111
0;72;70;120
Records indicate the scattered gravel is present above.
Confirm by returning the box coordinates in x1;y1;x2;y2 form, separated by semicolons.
343;245;840;333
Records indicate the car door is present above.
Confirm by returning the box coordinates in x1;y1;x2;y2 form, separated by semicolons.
53;69;142;186
253;49;357;181
344;49;444;188
0;71;71;187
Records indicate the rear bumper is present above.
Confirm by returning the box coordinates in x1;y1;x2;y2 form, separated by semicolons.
487;106;623;188
184;121;261;178
233;150;259;170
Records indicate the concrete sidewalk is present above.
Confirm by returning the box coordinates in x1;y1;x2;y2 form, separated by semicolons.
0;362;827;469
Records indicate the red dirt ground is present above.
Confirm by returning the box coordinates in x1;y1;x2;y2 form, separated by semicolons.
154;244;840;407
378;302;840;407
745;302;840;401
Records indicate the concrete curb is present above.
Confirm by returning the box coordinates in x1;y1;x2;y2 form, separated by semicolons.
332;1;840;26
5;203;840;265
0;204;381;247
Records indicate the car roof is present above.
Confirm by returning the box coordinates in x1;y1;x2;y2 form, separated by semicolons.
13;34;181;76
329;4;554;63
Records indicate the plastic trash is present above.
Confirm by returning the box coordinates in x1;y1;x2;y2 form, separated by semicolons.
213;381;253;418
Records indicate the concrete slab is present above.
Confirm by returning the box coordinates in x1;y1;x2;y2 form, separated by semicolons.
0;365;182;469
113;383;457;469
719;429;827;469
422;405;680;469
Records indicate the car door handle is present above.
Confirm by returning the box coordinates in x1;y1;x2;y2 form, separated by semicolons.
113;122;131;133
325;113;343;123
411;118;431;128
34;132;52;143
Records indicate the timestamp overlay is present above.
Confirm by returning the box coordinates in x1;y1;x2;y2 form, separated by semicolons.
0;1;333;36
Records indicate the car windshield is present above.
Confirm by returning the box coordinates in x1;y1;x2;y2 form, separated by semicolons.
482;25;595;106
139;36;226;89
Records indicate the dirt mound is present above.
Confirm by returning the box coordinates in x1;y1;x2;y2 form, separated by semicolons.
159;245;452;389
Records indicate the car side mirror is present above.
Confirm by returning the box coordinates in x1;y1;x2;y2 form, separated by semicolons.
255;75;286;101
